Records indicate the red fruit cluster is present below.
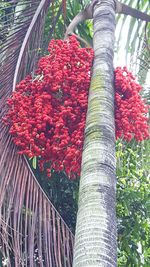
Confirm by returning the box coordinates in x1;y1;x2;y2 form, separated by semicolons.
115;67;149;142
4;36;94;179
3;37;149;179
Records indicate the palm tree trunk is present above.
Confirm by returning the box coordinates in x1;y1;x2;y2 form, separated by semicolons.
73;1;117;266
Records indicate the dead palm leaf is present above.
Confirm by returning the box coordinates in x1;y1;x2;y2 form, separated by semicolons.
0;0;74;265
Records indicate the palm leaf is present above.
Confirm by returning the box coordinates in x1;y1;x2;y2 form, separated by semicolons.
138;49;150;84
115;0;150;81
0;0;74;265
0;135;74;266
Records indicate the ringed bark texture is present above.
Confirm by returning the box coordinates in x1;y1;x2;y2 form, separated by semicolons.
73;1;117;267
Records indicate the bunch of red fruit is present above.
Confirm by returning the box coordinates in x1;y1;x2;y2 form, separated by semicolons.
4;36;93;179
115;67;149;142
3;36;149;179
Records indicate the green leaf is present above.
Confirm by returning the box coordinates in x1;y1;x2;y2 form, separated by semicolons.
32;156;37;169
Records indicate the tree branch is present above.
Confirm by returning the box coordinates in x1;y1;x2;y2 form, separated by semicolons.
64;0;98;39
116;0;150;22
64;7;91;39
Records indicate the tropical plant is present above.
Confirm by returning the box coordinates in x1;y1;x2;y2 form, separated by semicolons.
0;1;74;266
65;1;149;266
116;139;150;266
0;0;150;266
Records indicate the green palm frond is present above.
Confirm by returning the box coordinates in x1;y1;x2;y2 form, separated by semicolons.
115;0;150;82
135;22;150;82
